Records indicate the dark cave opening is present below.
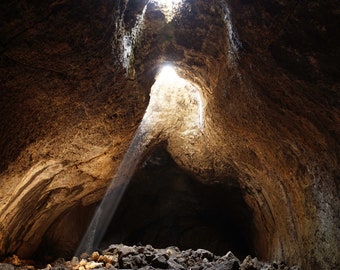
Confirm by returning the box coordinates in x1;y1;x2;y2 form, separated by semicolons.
100;144;256;259
35;144;257;262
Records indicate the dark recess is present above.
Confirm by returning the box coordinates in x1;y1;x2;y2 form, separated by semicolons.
101;144;255;258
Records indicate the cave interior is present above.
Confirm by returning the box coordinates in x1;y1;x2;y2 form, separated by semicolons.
0;0;339;269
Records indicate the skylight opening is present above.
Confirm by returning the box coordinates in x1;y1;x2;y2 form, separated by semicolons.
150;0;184;22
156;64;179;82
141;64;205;138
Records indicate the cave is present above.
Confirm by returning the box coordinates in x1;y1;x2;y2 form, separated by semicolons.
0;0;339;269
36;143;256;262
102;144;255;258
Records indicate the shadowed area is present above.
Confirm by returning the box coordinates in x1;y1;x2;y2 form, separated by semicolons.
102;144;255;258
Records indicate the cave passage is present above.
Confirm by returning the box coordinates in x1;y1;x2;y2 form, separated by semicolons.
101;144;255;259
75;63;205;255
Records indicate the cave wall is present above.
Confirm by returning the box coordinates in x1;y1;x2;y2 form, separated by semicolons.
0;0;339;269
0;0;149;259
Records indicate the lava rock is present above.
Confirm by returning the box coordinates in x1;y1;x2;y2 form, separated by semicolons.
2;244;299;270
167;257;185;270
151;255;168;269
196;249;214;261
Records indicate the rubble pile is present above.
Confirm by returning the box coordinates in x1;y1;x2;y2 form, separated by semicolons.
1;244;299;270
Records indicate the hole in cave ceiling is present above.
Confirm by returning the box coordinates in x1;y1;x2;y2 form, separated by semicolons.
150;0;184;22
141;64;204;137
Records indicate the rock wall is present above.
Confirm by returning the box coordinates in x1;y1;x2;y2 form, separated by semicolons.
0;0;338;269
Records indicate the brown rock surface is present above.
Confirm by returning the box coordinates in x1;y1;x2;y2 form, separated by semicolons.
0;0;339;269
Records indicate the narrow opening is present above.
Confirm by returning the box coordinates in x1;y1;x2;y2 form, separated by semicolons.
101;144;255;258
150;0;184;22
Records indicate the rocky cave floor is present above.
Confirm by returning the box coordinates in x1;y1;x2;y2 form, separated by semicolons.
0;244;300;270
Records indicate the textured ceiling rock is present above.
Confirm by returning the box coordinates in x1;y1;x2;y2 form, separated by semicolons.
0;0;339;269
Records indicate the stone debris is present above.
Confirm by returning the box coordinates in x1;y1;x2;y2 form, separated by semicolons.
0;245;300;270
0;263;15;270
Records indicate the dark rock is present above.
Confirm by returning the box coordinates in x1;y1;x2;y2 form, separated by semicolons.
145;253;156;264
167;258;185;270
0;244;300;269
176;256;187;264
217;251;240;270
241;255;260;270
222;260;240;270
120;255;135;269
189;266;202;270
196;249;214;261
132;254;148;267
119;245;138;257
187;258;196;267
151;255;168;269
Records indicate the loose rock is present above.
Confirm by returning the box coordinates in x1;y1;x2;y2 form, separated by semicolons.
1;244;300;270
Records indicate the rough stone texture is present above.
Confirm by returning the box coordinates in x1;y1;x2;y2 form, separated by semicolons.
2;244;299;270
0;0;339;269
102;146;254;258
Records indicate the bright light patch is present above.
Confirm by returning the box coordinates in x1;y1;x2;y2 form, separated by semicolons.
154;0;183;6
150;0;183;22
141;64;205;138
157;65;179;81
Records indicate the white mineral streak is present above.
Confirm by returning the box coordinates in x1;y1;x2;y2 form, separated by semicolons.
221;0;242;63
